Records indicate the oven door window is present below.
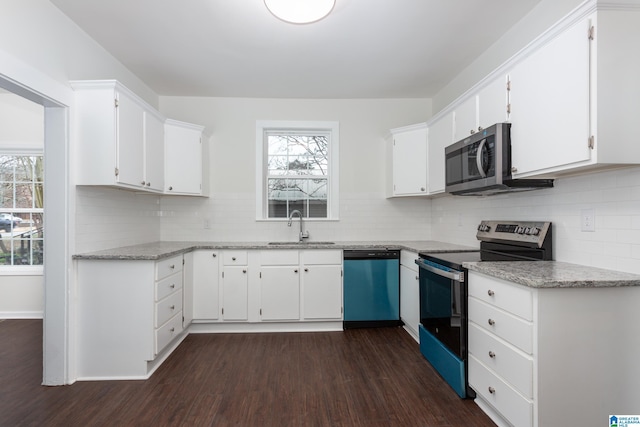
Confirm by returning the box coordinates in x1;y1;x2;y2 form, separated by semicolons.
419;269;463;358
446;135;496;186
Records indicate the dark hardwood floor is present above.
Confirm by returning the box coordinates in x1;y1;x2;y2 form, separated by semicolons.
0;319;495;427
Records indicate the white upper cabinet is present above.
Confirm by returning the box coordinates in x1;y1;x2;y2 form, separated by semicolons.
426;113;453;195
143;110;165;192
164;119;206;195
453;96;478;143
509;17;591;177
477;74;510;130
72;80;207;196
386;123;428;197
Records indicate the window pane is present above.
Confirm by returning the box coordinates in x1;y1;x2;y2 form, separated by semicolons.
14;184;33;208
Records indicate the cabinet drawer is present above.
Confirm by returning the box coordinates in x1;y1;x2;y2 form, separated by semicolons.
302;250;342;265
469;323;533;398
156;255;183;280
155;291;183;327
469;272;532;321
469;297;533;354
223;250;248;265
155;272;183;301
260;250;299;265
469;355;533;427
155;312;183;355
400;250;419;271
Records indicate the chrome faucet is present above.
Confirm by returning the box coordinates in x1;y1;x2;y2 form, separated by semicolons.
288;210;309;242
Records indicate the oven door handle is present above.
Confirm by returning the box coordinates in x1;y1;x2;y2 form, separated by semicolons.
415;259;463;282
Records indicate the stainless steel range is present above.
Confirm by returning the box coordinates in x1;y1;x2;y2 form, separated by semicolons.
415;220;552;398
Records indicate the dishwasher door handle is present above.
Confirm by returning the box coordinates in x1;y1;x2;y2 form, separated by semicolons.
415;259;463;282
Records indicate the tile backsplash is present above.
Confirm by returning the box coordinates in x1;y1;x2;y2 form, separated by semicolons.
431;166;640;274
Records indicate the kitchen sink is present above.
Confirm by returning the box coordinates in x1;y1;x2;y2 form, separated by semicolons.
267;241;335;245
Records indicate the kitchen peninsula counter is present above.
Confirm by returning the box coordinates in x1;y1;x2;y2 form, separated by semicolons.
464;260;640;288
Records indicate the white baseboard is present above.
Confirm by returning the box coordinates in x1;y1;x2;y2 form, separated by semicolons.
0;311;43;319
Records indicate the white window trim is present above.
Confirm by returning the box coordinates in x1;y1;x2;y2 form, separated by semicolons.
256;120;339;221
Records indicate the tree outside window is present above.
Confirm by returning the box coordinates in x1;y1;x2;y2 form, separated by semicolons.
266;132;329;218
0;155;44;266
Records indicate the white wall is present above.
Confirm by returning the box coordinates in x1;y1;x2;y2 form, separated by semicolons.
431;166;640;274
158;97;433;242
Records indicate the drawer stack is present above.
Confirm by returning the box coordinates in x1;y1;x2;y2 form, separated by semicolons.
468;272;534;427
154;255;184;355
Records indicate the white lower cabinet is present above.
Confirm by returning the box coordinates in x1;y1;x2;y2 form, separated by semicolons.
468;271;640;427
260;260;301;321
192;250;220;320
399;250;419;341
76;255;186;380
301;250;343;320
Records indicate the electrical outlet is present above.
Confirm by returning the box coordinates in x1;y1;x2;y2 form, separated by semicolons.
203;218;211;229
581;209;595;232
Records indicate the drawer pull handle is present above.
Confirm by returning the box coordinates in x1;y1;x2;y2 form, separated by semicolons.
487;289;495;296
170;284;175;289
170;305;175;310
488;386;495;394
488;318;496;326
489;351;496;358
170;327;175;333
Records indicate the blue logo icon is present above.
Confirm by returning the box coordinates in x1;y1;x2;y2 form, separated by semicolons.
611;415;618;427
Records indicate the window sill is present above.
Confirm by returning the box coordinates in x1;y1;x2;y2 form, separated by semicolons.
0;266;44;276
255;217;339;222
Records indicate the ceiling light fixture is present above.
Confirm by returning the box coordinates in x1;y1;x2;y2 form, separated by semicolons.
264;0;336;24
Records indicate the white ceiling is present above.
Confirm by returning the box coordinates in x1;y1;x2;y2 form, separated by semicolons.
50;0;541;99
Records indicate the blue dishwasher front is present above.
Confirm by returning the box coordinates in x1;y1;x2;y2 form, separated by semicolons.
343;249;401;328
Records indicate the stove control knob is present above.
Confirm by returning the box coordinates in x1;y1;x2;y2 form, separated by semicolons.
531;227;540;236
477;224;483;231
525;227;531;235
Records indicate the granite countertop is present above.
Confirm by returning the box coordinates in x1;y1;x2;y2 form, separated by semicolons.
464;261;640;288
72;240;479;261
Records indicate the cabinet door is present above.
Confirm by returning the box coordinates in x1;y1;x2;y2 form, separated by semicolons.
115;91;145;187
478;75;509;129
400;264;420;338
392;127;427;195
182;252;193;327
302;265;342;320
427;113;453;194
192;250;220;320
222;266;248;321
509;18;590;177
260;266;300;321
143;110;165;191
453;96;478;142
165;121;203;194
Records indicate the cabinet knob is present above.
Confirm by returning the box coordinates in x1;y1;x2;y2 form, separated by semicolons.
488;386;495;394
169;264;175;269
304;268;309;272
478;126;483;132
170;305;175;310
415;276;419;281
488;318;496;326
420;187;426;192
170;284;175;289
470;129;475;134
168;186;173;191
242;269;247;274
489;351;496;358
487;289;495;296
146;182;151;187
170;327;175;333
141;181;146;185
511;167;518;173
232;257;236;261
212;253;217;258
294;269;298;273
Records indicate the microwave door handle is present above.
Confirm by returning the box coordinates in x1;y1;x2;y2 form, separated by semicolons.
476;138;487;178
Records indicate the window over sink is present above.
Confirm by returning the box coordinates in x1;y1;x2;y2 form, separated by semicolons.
256;120;339;220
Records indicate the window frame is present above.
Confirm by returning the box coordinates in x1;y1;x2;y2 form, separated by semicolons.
0;146;44;274
256;120;339;221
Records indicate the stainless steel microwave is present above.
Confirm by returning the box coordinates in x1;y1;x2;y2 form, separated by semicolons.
444;123;553;196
